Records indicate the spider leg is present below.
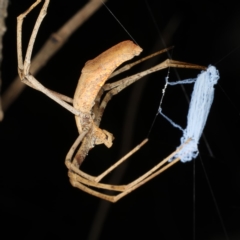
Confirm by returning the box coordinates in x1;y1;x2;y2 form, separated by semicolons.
113;155;181;202
93;49;173;124
104;59;206;92
95;59;206;124
66;125;116;182
94;138;148;182
67;181;118;203
17;0;78;115
66;139;148;191
109;46;174;79
67;139;190;202
17;0;43;73
68;172;126;192
65;130;88;172
65;129;104;183
65;124;113;183
48;90;73;104
68;156;179;203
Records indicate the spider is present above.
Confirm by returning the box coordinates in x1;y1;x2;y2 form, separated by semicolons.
17;0;206;202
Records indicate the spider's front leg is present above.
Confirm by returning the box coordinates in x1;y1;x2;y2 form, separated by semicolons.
94;59;206;123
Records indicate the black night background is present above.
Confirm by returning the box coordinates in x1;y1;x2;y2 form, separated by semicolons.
0;1;240;239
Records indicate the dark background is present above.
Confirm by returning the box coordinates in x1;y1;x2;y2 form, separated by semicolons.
1;0;240;239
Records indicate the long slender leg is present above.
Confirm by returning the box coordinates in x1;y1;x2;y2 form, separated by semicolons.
17;0;43;73
68;138;148;183
28;74;79;115
104;59;206;92
95;59;206;124
114;157;181;202
48;90;73;104
109;47;174;78
95;138;189;189
69;181;117;202
93;48;174;125
17;77;73;103
94;138;148;182
17;0;78;115
69;156;179;203
67;139;149;191
66;138;148;191
68;140;190;202
68;172;126;191
65;130;92;180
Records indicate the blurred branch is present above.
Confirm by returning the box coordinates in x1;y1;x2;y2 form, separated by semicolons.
2;0;107;112
0;0;8;121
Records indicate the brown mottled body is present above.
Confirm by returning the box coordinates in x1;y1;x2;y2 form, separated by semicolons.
73;40;142;133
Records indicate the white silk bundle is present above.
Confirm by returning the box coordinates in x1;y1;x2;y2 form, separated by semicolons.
159;66;219;162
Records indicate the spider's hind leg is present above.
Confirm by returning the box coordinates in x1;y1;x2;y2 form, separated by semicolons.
17;0;81;116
